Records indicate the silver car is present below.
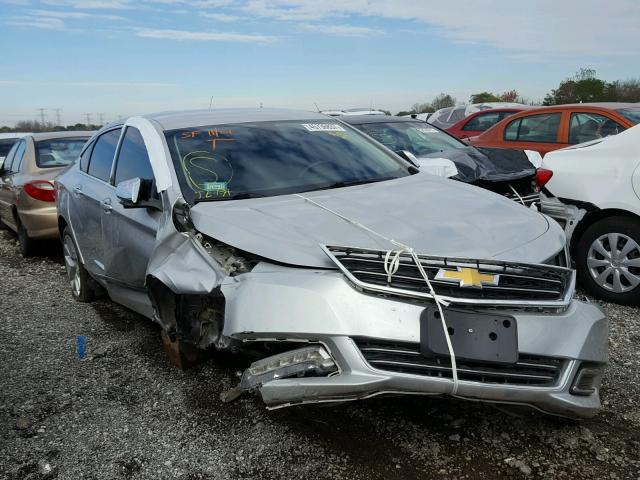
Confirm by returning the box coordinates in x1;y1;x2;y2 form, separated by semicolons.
55;109;607;418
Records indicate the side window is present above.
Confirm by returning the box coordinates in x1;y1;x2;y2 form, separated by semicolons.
1;142;19;173
503;113;561;143
87;128;122;182
113;127;154;187
569;112;627;144
9;140;26;174
463;112;501;131
79;142;94;172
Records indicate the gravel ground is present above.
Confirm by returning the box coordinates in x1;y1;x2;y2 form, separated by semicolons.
1;229;639;480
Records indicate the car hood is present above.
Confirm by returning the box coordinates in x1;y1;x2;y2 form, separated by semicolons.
423;146;535;184
189;173;552;269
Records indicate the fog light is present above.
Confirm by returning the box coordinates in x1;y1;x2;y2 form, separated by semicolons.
570;365;602;396
240;345;337;391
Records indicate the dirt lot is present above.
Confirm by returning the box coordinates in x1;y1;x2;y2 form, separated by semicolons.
1;229;639;480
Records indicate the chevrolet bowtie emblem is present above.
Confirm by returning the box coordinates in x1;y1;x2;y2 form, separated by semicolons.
435;267;499;288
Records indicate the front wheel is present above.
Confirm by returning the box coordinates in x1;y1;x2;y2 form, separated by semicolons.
62;228;94;302
576;216;640;305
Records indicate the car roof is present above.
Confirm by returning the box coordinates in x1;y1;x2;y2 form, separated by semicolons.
139;108;330;131
468;106;535;114
0;132;32;140
531;102;638;110
340;115;417;125
28;131;95;141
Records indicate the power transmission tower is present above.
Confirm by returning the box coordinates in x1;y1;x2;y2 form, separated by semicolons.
53;108;62;126
84;113;92;126
98;113;105;125
37;108;46;125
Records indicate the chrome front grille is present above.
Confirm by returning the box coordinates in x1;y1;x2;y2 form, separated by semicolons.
323;245;575;308
354;338;563;386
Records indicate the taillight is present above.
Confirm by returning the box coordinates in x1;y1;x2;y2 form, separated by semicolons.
535;168;553;189
24;181;56;202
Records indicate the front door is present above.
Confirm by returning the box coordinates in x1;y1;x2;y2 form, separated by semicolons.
69;128;122;278
102;125;160;289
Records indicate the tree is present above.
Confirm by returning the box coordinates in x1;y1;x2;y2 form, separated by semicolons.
430;93;456;111
411;102;434;114
470;91;502;104
607;78;640;103
543;68;610;105
500;90;519;102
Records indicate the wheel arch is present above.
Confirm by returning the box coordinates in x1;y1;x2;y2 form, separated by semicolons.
570;208;640;257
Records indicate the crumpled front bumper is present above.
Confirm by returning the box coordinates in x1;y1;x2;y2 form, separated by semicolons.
221;265;608;418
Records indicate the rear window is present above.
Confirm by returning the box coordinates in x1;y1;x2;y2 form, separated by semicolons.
616;108;640;124
36;138;88;168
0;139;18;157
355;122;465;156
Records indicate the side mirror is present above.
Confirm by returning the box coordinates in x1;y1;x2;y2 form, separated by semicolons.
395;150;420;168
116;178;142;207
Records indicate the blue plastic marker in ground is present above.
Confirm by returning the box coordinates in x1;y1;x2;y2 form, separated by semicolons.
76;335;87;359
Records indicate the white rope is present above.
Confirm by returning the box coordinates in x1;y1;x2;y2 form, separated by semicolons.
294;193;460;395
508;183;525;206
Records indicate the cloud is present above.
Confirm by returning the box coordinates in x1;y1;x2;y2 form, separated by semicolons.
7;15;68;30
28;8;126;20
200;12;243;22
136;27;278;43
241;0;640;58
300;23;380;37
41;0;132;9
0;80;177;88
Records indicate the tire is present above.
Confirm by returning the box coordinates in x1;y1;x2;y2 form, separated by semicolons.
17;218;37;257
576;215;640;305
62;227;94;302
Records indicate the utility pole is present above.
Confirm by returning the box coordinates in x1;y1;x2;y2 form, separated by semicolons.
53;108;62;126
37;108;46;125
84;113;92;126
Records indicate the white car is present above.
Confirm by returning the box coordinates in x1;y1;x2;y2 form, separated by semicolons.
540;124;640;304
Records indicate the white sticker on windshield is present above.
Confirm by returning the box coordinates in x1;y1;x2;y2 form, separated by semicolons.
415;127;438;134
302;123;346;132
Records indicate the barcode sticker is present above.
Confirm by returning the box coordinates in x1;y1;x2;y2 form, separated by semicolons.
302;123;346;132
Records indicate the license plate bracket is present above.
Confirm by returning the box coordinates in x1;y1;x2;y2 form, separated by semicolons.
420;307;518;364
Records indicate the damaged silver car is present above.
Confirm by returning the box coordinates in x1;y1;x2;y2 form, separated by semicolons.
55;109;607;418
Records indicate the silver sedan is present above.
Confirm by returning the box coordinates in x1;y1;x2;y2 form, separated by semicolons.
55;109;607;418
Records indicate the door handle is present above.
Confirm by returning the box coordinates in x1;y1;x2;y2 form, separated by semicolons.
101;198;113;213
73;185;84;197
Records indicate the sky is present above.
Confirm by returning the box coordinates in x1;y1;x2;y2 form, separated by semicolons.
1;0;639;126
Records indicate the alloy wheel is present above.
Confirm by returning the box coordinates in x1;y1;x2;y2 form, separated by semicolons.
63;235;82;297
587;232;640;293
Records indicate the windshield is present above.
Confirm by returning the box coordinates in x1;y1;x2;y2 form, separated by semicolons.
164;120;410;203
355;121;466;157
36;138;88;168
616;108;640;124
0;139;18;157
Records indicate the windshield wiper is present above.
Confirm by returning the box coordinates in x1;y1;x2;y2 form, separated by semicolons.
194;192;268;203
312;177;397;192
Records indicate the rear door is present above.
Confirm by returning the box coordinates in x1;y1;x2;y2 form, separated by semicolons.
103;125;161;289
69;127;122;278
502;112;565;155
0;142;19;222
0;140;26;229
